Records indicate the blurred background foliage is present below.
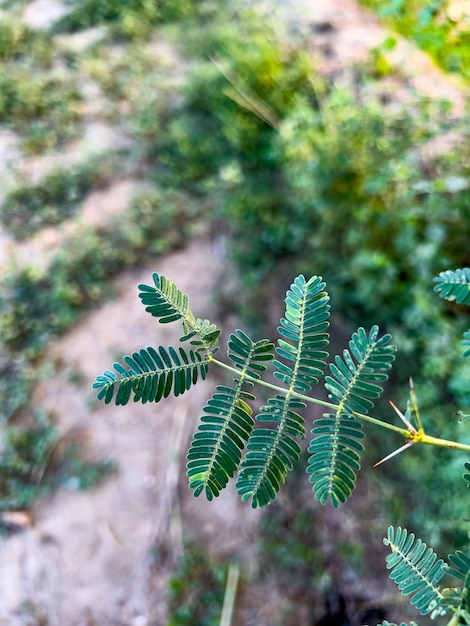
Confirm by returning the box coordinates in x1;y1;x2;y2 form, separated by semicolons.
0;0;469;621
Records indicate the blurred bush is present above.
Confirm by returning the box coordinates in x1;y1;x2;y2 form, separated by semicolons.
0;18;53;64
167;542;226;626
359;0;470;82
53;0;201;39
0;153;124;239
0;66;82;153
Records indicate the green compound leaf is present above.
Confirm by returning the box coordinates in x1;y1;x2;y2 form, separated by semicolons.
228;329;274;379
307;326;396;507
273;274;330;392
93;346;209;405
139;272;194;323
187;331;273;501
138;273;220;351
433;268;470;306
236;275;329;508
447;547;470;582
236;395;304;508
383;526;447;618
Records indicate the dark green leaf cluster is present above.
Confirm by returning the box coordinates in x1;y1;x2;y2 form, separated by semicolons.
433;269;470;306
93;346;209;405
378;622;419;626
384;526;447;617
138;272;220;351
308;326;395;507
384;525;470;626
273;275;330;391
94;273;394;509
447;548;470;582
463;462;470;488
187;330;273;500
235;275;330;507
433;268;470;359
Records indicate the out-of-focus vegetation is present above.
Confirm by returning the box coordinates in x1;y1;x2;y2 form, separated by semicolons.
359;0;470;82
1;0;470;620
0;153;122;239
167;543;227;625
52;0;201;39
0;187;198;420
0;17;82;153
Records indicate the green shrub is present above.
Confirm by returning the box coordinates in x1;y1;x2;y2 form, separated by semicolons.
168;543;227;626
0;18;53;64
53;0;198;39
359;0;470;82
0;153;125;240
0;66;82;153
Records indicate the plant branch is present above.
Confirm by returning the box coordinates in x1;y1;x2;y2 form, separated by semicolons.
211;357;408;435
210;357;470;452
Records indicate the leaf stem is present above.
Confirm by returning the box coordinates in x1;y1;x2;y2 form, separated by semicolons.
418;432;470;452
210;357;470;452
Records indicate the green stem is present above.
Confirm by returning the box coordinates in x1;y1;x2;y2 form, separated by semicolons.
210;357;470;453
420;432;470;452
219;561;239;626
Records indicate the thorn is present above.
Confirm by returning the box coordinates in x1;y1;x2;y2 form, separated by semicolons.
409;377;423;432
389;400;417;434
374;441;416;467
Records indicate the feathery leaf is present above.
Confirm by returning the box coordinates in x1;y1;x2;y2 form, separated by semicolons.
447;548;470;582
187;331;273;501
464;461;470;488
236;275;329;508
462;330;470;358
433;269;470;306
273;274;330;392
377;622;419;626
93;346;209;404
308;326;396;507
383;526;447;617
138;273;220;351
